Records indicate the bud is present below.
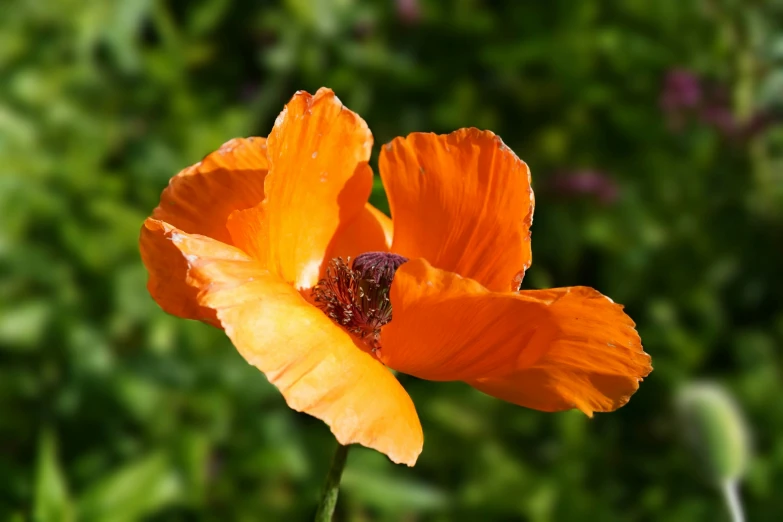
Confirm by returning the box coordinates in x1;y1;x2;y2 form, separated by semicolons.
677;381;750;485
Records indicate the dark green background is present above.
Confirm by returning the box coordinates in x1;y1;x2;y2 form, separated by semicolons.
2;0;782;520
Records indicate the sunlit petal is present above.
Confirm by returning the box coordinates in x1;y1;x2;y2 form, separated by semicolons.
380;259;651;415
380;129;534;291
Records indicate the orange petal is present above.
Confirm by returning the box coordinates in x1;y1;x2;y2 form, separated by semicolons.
170;237;422;465
325;203;393;262
152;137;270;244
226;201;392;269
225;203;270;263
262;88;374;289
379;259;651;415
142;138;268;322
379;128;534;291
379;258;550;381
469;287;651;415
139;218;250;324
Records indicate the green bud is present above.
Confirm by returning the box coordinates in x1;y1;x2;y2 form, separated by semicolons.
677;382;750;485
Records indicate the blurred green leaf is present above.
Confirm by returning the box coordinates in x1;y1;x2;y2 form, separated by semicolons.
33;430;73;522
76;453;182;522
0;300;51;350
341;467;449;513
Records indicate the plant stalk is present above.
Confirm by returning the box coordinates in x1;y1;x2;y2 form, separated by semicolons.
722;480;745;522
314;443;350;522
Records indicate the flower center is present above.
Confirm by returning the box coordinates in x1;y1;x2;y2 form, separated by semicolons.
313;252;408;350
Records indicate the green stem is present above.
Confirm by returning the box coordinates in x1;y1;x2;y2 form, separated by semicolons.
722;480;745;522
314;443;350;522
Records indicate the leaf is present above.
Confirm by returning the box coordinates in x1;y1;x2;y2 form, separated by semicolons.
76;453;182;522
33;429;73;522
0;300;51;350
341;468;448;514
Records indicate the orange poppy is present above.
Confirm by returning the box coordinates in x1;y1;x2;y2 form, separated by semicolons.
140;88;651;466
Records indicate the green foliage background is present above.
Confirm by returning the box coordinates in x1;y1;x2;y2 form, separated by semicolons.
2;0;782;520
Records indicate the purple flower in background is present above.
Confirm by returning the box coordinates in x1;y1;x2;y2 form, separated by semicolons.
397;0;421;24
661;68;778;139
700;104;739;137
699;101;777;141
660;69;702;114
549;170;620;205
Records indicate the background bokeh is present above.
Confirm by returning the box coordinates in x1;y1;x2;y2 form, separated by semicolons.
2;0;782;520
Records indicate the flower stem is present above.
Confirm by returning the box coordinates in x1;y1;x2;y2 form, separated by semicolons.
314;443;350;522
722;480;745;522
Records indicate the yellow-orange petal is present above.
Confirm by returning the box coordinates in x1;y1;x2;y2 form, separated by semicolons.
379;128;534;292
262;88;374;289
225;203;270;263
168;233;423;465
324;203;393;261
139;218;250;324
379;259;651;415
152;137;270;244
226;201;391;268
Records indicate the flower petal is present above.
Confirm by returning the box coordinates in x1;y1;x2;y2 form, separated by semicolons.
325;203;393;261
141;138;269;322
170;234;423;465
262;88;374;289
226;201;392;268
139;218;250;324
152;137;269;244
379;258;548;381
225;203;270;263
469;287;651;415
379;128;534;291
379;259;651;415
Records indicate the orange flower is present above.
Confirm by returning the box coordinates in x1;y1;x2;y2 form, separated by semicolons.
140;88;651;466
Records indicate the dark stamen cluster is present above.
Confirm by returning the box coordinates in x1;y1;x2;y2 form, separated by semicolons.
313;252;408;350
